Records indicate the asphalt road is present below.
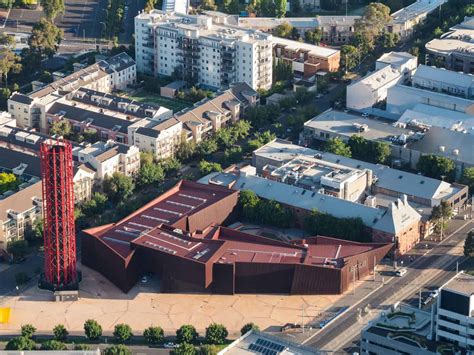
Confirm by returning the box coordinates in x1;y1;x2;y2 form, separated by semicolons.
0;252;42;299
303;220;473;353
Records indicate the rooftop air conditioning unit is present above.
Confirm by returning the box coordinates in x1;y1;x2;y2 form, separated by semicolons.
439;145;445;152
453;149;459;156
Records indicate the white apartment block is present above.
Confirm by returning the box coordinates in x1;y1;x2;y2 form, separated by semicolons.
76;140;141;182
346;52;417;112
436;273;474;351
0;181;42;251
135;10;274;91
8;53;136;131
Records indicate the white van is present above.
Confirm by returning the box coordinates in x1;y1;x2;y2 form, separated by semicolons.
395;268;408;277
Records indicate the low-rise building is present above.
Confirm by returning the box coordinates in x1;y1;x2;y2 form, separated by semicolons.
388;0;447;40
425;16;474;74
346;52;417;112
76;140;140;182
8;53;136;131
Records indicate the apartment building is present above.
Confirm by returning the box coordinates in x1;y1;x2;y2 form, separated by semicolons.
175;82;259;143
8;53;136;131
133;118;183;159
425;16;474;73
135;10;273;90
76;140;141;182
346;52;417;112
0;181;42;252
135;11;340;89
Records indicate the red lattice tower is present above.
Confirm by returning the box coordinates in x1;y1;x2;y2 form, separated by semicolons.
40;139;77;288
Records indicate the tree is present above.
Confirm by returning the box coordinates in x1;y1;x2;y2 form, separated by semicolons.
372;141;391;164
0;172;18;193
113;323;133;343
232;120;251;140
199;344;220;355
340;45;359;73
21;324;36;338
199;160;223;175
197;139;219;157
28;19;63;59
416;155;455;181
304;210;368;242
144;0;157;12
433;26;444;37
215;127;237;149
201;0;217;10
222;146;243;165
172;343;196;355
103;344;132;355
304;29;322;45
15;272;31;285
430;201;453;235
383;32;399;48
274;0;286;17
81;192;108;217
274;23;294;38
7;240;29;262
49;119;72;137
176;136;196;162
143;326;164;345
84;319;102;341
240;322;259;336
138;160;165;186
461;167;474;194
248;131;276;150
353;3;392;54
290;0;301;14
224;0;240;13
176;324;198;344
205;323;228;345
5;336;36;350
74;344;91;350
325;137;351;157
103;172;135;203
0;48;21;86
40;0;65;21
53;324;69;341
273;59;293;82
348;136;390;164
41;340;67;350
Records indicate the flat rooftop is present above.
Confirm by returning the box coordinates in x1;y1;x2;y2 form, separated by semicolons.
304;109;410;143
272;36;339;58
391;0;447;24
442;272;474;295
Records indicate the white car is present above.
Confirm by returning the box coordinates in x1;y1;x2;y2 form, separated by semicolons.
164;342;176;349
395;268;407;277
429;290;439;298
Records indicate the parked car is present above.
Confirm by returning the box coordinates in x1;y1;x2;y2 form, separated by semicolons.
164;342;176;349
429;290;439;299
395;268;407;277
140;276;148;283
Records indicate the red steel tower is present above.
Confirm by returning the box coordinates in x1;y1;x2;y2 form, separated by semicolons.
40;139;77;288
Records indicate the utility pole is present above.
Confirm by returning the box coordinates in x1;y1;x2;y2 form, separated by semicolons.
301;305;305;333
419;289;422;309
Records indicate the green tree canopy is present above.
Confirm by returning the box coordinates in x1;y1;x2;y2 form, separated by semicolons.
53;324;69;341
353;2;392;54
84;319;102;341
49;119;72;137
7;240;29;261
325;137;352;157
21;324;36;338
275;0;287;18
113;323;133;343
103;173;135;203
28;19;63;59
240;322;259;335
430;201;453;234
138;155;165;186
304;210;368;242
461;167;474;195
205;323;228;345
199;344;220;355
348;135;390;164
416;154;455;181
172;342;197;355
143;326;164;345
274;22;294;38
201;0;217;10
199;160;223;175
197;138;219;156
41;340;67;350
0;172;18;193
103;344;132;355
40;0;65;21
0;48;21;85
81;192;108;217
176;324;198;344
5;336;36;350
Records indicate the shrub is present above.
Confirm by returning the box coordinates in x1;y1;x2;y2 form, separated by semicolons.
113;323;133;343
41;340;67;350
240;322;259;336
84;319;102;341
176;324;198;344
5;336;36;350
20;324;36;338
172;342;197;355
205;323;228;345
53;324;68;341
143;326;164;345
103;344;132;355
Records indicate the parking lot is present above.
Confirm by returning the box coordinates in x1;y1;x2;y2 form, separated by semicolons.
2;0;143;43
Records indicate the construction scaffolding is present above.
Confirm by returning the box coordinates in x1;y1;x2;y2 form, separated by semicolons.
39;139;77;289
